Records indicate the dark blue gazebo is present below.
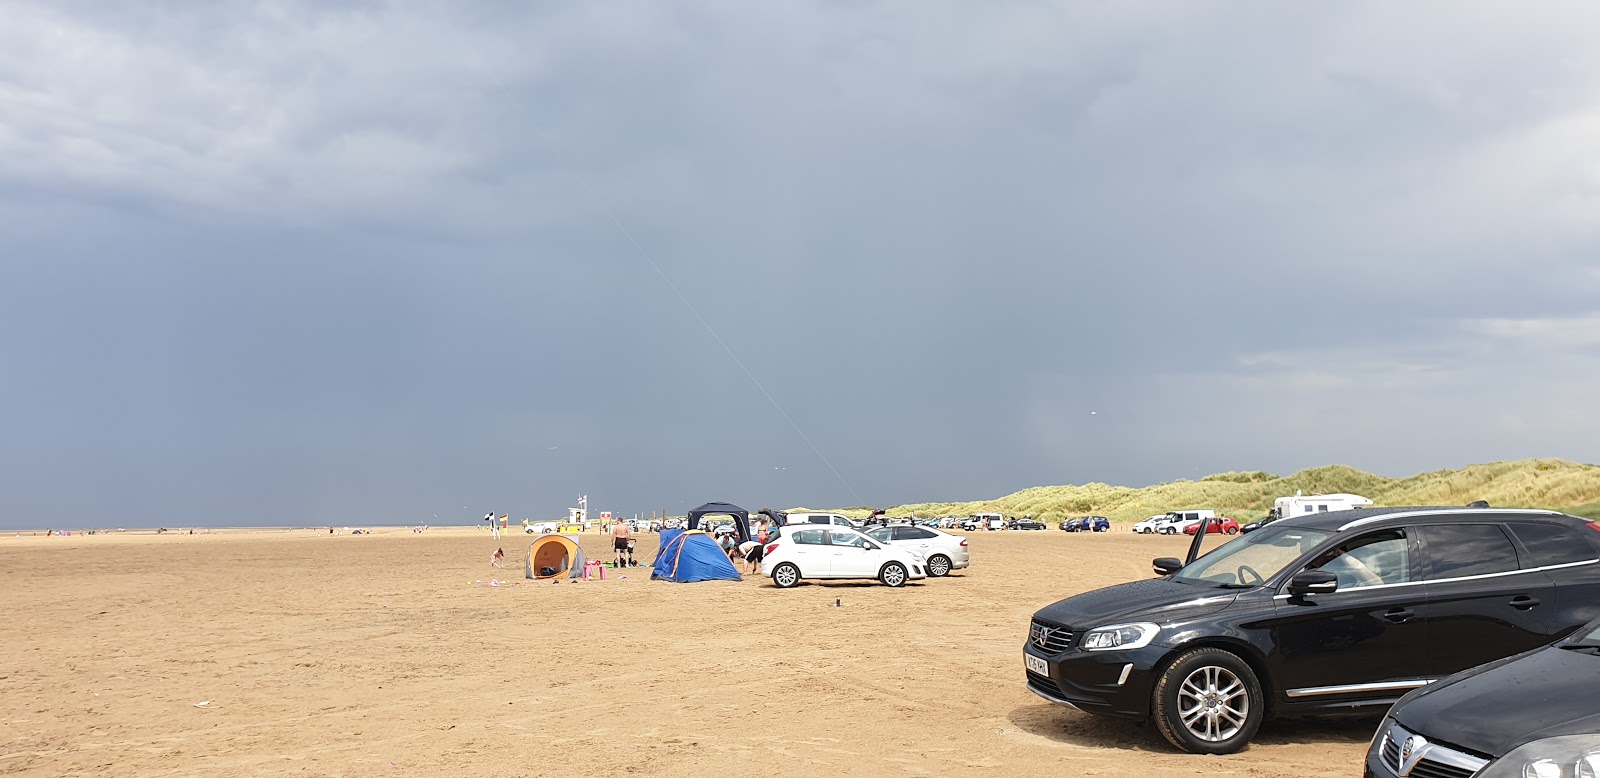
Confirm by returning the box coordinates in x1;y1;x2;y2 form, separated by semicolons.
685;502;751;543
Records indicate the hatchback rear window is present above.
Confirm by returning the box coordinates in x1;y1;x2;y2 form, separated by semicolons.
791;529;827;545
1419;524;1519;580
1509;522;1598;567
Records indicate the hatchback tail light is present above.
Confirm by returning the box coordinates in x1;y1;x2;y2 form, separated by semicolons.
765;543;780;556
960;537;968;546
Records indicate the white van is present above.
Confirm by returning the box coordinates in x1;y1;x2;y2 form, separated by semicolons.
1153;510;1216;535
783;512;859;529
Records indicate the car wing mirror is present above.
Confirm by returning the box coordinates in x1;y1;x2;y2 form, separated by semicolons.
1152;557;1183;576
1287;570;1338;597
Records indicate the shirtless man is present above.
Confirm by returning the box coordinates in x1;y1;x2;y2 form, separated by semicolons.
612;519;632;567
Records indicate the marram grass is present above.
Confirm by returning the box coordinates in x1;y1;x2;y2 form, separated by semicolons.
794;458;1600;524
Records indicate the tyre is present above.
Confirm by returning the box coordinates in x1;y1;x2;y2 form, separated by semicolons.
926;554;952;578
879;561;908;587
1151;647;1264;755
1225;527;1239;535
771;562;802;589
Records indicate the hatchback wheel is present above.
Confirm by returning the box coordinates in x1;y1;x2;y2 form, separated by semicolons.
772;562;801;589
1152;647;1263;755
926;555;952;577
1225;527;1239;535
879;562;908;587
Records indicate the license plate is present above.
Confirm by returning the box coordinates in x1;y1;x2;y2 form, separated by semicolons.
1024;653;1048;675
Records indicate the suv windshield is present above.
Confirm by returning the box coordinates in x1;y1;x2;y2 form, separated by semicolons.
1171;525;1332;587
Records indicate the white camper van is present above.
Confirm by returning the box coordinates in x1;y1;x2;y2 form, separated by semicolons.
1272;492;1373;518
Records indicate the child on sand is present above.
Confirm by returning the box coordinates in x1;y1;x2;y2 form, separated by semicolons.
491;548;505;568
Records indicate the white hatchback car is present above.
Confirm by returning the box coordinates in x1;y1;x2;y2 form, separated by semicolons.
865;525;969;577
762;526;927;588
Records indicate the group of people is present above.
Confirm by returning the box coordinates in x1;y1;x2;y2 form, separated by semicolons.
486;514;773;574
713;517;772;574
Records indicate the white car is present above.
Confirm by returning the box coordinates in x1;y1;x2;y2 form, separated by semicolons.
1131;514;1175;534
762;526;927;588
1152;510;1216;535
865;525;969;577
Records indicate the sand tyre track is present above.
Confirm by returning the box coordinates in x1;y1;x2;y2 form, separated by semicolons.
1152;647;1264;755
879;562;908;587
926;555;951;577
772;562;801;588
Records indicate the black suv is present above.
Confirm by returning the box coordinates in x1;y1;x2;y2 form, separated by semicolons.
1023;507;1600;754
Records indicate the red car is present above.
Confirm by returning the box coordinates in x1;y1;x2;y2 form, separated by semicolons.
1183;516;1240;535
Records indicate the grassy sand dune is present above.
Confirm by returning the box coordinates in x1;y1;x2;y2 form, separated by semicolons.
816;458;1600;523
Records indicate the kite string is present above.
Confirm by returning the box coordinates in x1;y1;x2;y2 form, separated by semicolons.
584;190;863;506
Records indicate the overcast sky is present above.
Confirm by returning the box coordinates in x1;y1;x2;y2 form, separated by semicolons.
4;2;1600;527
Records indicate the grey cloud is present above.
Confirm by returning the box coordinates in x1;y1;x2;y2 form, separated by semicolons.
3;2;1600;527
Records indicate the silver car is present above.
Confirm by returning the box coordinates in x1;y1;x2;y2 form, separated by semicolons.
865;525;970;577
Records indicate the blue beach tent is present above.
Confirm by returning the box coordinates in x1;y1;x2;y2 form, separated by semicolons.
651;529;742;583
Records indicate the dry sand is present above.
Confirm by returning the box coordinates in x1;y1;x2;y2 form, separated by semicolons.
1;528;1377;777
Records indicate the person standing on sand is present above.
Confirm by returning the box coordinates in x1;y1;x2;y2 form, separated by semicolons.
612;518;632;567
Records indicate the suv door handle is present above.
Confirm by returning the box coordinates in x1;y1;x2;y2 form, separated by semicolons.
1383;608;1415;623
1510;595;1541;610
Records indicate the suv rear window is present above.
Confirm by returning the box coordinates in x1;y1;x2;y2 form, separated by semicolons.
1509;522;1599;567
1420;524;1520;580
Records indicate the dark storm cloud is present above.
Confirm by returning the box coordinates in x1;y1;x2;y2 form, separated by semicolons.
3;2;1600;527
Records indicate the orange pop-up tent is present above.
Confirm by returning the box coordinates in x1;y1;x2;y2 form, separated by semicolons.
524;534;588;579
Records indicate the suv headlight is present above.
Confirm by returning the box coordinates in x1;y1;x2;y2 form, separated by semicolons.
1479;736;1600;778
1079;623;1160;651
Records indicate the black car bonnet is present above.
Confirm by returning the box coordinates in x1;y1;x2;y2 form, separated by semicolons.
1394;644;1600;757
1032;578;1239;629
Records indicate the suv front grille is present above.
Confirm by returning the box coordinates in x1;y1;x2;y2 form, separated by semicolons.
1029;619;1075;653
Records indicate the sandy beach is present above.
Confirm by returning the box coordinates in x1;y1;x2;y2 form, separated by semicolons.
1;528;1377;777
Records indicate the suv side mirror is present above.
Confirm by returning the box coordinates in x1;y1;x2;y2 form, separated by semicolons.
1152;557;1183;576
1287;570;1339;597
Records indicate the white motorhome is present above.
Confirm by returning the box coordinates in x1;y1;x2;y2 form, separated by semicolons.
1273;492;1373;518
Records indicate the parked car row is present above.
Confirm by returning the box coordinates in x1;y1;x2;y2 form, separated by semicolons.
1023;505;1600;760
1060;516;1111;532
